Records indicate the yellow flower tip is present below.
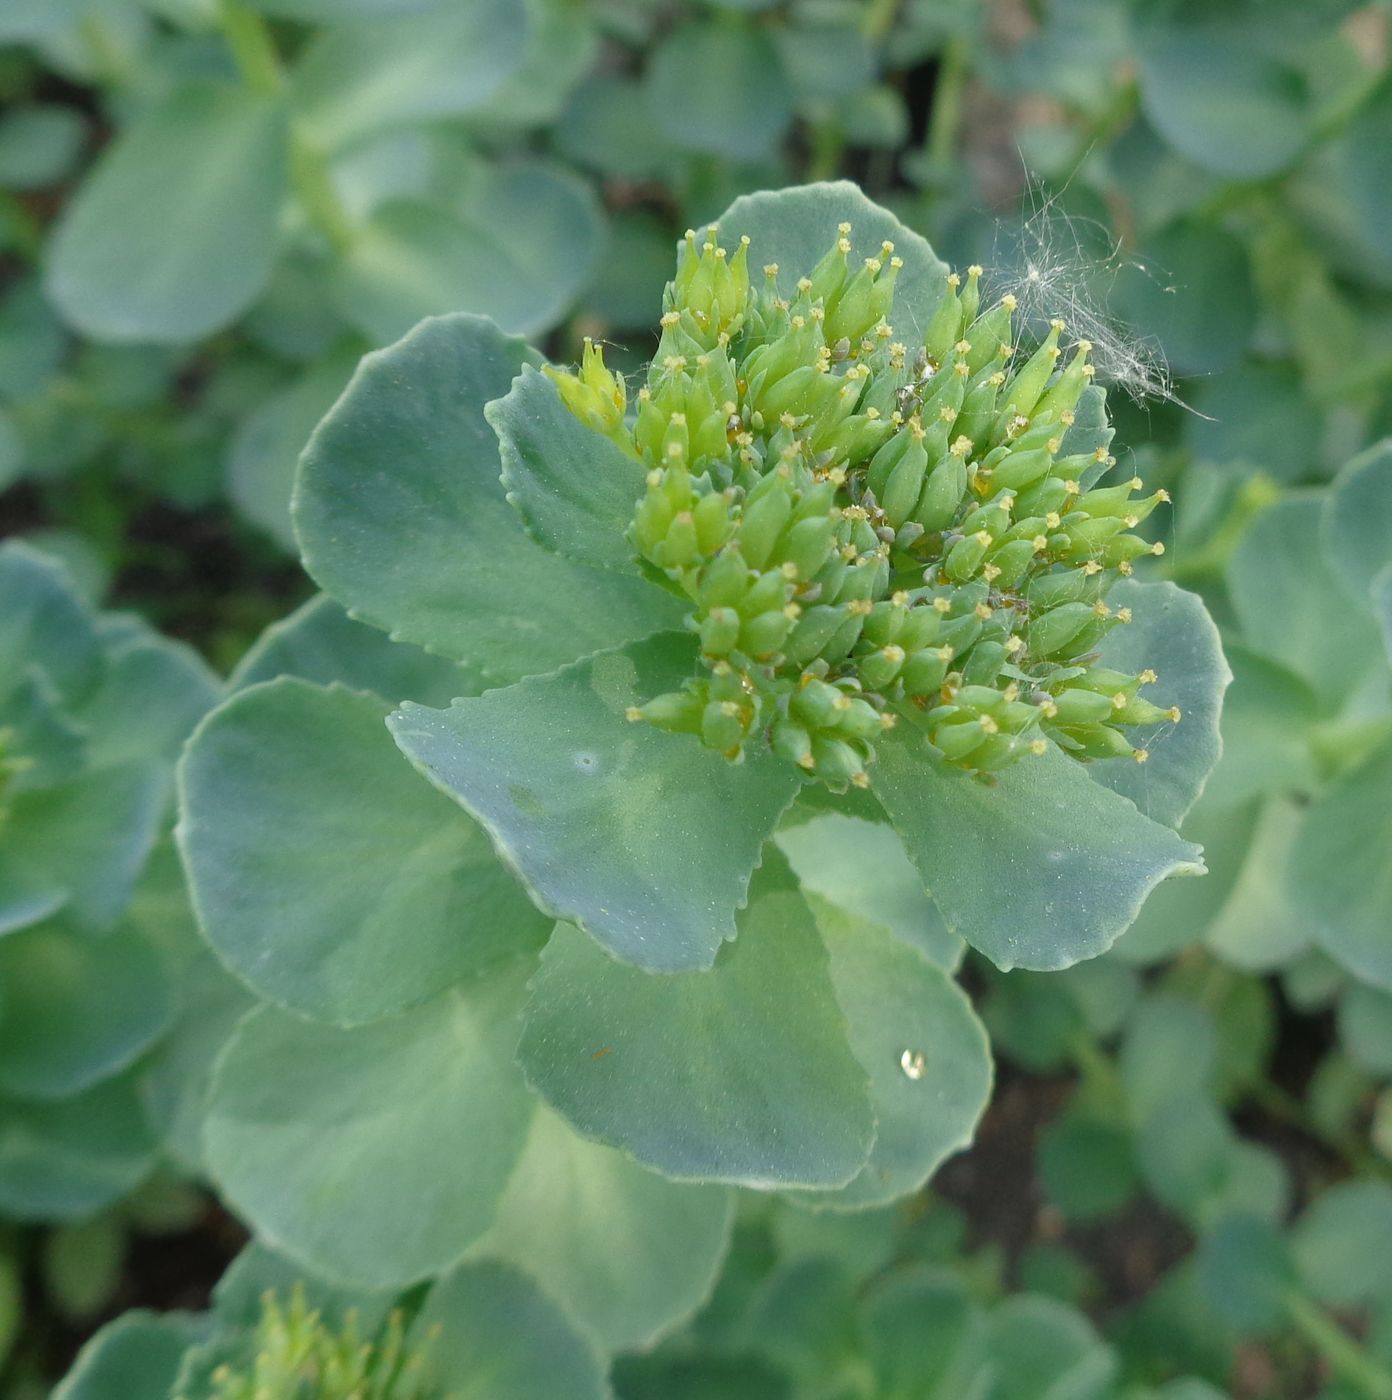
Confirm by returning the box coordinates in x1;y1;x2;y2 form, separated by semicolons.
1063;480;1081;494
979;714;999;735
763;262;779;277
848;598;874;616
892;590;910;606
880;712;897;730
954;339;973;355
936;644;955;661
1133;747;1149;764
1001;293;1018;310
838;221;852;235
1111;692;1128;710
1049;318;1066;332
1151;541;1166;555
974;601;993;619
1041;700;1059;719
625;706;644;723
1029;738;1048;755
1031;535;1048;551
798;752;816;769
1139;668;1158;684
1157;488;1171;502
946;272;961;288
933;597;952;614
1117;607;1133;623
967;264;983;278
1094;601;1111;617
1047;437;1062;454
850;770;872;789
1168;706;1182;723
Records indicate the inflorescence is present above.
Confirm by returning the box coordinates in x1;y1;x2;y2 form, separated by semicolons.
547;223;1177;791
183;1287;439;1400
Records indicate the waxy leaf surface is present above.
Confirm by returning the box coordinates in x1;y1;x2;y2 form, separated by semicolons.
786;897;991;1210
390;632;801;972
478;1106;733;1350
1091;578;1229;830
517;880;874;1189
179;679;548;1025
491;364;648;572
295;314;682;681
204;964;535;1289
46;82;287;342
875;737;1204;971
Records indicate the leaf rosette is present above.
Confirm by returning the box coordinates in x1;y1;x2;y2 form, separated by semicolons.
178;184;1226;1300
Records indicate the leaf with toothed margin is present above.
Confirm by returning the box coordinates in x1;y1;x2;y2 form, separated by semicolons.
490;363;649;572
783;896;991;1211
874;735;1205;971
516;864;874;1189
388;631;802;972
293;313;683;684
1090;578;1230;830
705;182;948;337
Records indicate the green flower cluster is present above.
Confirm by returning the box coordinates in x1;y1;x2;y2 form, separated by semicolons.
551;224;1179;789
185;1288;437;1400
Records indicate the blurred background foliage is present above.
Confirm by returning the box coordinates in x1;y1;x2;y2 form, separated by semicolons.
3;0;1392;1396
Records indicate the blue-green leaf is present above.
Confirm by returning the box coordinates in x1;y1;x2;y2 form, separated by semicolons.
295;314;682;682
179;679;548;1024
390;633;801;972
875;738;1205;971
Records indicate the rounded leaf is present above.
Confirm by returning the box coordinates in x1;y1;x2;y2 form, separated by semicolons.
53;1312;204;1400
204;966;535;1289
390;633;801;972
179;678;548;1024
517;877;875;1189
478;1106;734;1350
45;82;288;342
875;737;1204;972
294;313;682;680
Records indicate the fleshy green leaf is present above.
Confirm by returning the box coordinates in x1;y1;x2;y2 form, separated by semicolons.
709;182;948;334
45;82;288;342
1227;493;1383;704
228;349;361;552
490;365;647;571
1323;439;1392;609
875;738;1205;971
0;763;165;935
79;633;218;770
418;1261;609;1400
1291;1181;1392;1307
477;1105;733;1350
390;633;801;972
203;964;535;1289
0;921;175;1099
1139;34;1313;179
179;678;548;1024
0;540;102;707
645;20;793;161
0;1075;156;1221
1201;647;1320;809
53;1312;204;1400
332;163;603;343
785;897;991;1210
1090;578;1229;830
229;593;473;707
290;0;528;150
774;812;961;970
295;314;683;681
1289;737;1392;989
517;876;874;1189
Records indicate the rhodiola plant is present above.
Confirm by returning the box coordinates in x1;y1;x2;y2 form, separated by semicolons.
173;183;1226;1346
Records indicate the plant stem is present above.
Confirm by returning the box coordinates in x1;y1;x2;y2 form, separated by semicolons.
807;121;846;182
1165;474;1282;582
215;0;357;255
1285;1292;1392;1400
923;36;969;173
217;0;283;97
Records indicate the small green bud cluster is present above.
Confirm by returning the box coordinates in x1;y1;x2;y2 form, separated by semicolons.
181;1287;439;1400
551;224;1176;789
